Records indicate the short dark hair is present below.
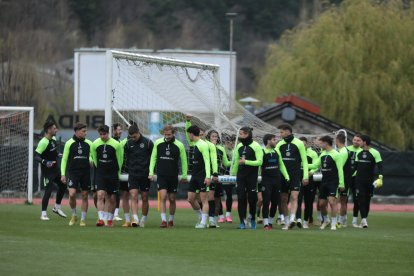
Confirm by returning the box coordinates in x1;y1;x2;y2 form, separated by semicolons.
319;135;333;146
299;136;308;142
354;133;362;139
336;133;346;144
240;126;253;136
222;133;236;143
187;125;200;136
360;134;371;146
221;133;230;142
263;134;275;146
112;123;121;130
278;124;292;133
98;125;109;134
163;125;175;133
74;122;87;132
128;125;139;135
43;121;55;132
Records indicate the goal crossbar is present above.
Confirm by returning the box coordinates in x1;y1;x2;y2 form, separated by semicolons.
111;50;220;71
105;50;221;132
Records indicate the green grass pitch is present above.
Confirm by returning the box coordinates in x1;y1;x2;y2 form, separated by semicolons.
1;204;413;275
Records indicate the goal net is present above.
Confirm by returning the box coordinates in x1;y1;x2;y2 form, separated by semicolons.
105;51;345;182
0;107;34;203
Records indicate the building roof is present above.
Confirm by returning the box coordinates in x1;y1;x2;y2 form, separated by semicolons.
256;102;394;151
275;94;320;114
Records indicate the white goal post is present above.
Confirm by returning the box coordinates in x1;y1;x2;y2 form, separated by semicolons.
104;50;222;130
0;106;34;203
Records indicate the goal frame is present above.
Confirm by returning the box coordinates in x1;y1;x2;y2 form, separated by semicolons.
0;106;34;203
103;50;347;184
104;50;221;135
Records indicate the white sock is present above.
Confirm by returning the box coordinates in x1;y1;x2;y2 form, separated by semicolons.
317;211;322;221
125;213;130;222
289;214;296;222
209;216;215;224
169;214;174;222
195;209;202;221
226;212;231;217
269;217;274;225
361;218;367;224
81;212;86;220
247;214;252;220
141;215;147;223
264;218;269;225
114;208;119;217
280;214;285;221
55;204;61;209
103;212;109;220
42;211;47;217
98;211;104;220
201;213;208;225
133;214;139;222
323;215;329;222
71;208;77;215
219;215;225;219
340;215;346;224
352;216;358;224
284;216;289;225
332;217;337;226
161;213;167;221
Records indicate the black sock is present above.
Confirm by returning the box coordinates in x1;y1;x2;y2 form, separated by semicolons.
42;186;53;211
248;191;257;220
218;201;223;216
256;206;261;217
208;200;215;217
